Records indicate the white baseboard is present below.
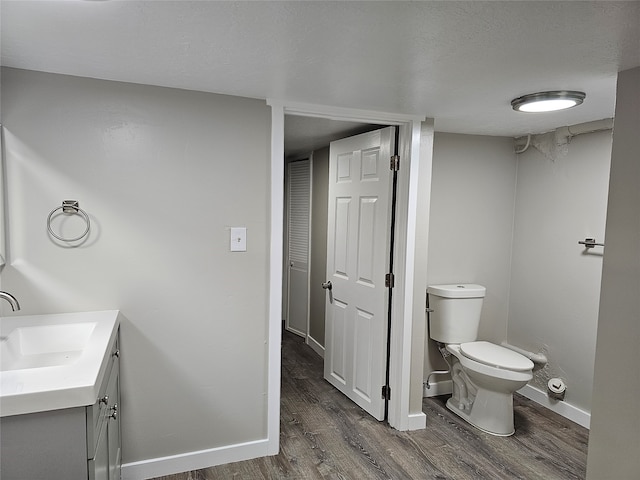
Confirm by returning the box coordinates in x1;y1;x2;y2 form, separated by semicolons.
121;438;273;480
306;334;325;358
422;381;590;429
407;412;427;430
518;384;591;429
423;379;452;398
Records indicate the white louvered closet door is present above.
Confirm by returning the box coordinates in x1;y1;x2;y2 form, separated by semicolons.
286;159;311;337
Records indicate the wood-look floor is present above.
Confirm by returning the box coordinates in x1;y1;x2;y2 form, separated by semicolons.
156;332;588;480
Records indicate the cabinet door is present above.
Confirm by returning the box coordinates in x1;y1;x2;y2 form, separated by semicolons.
89;422;109;480
90;336;121;480
107;364;121;480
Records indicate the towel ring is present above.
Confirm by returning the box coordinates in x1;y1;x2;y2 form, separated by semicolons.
47;200;91;242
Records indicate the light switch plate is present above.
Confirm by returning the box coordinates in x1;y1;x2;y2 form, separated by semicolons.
230;227;247;252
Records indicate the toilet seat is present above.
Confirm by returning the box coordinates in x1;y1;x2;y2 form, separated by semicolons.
460;341;533;371
446;343;533;383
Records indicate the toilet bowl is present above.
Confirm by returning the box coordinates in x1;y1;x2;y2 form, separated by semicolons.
427;284;534;436
445;342;533;436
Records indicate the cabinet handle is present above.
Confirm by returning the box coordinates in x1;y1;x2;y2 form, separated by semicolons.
113;349;120;358
109;404;118;420
99;395;109;405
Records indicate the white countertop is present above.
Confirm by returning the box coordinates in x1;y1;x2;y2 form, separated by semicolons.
0;310;121;417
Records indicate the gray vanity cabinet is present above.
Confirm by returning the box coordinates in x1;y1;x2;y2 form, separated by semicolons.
0;330;121;480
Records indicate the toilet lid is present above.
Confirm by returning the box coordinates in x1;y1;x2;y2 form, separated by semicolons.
460;341;533;371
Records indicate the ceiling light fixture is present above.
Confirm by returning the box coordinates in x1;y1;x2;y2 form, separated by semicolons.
511;91;586;113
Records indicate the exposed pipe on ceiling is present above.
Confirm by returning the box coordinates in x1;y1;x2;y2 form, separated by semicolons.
514;118;614;154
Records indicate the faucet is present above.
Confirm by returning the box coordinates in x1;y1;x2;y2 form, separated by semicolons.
0;291;21;311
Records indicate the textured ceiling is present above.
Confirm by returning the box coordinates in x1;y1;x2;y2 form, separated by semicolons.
2;1;639;142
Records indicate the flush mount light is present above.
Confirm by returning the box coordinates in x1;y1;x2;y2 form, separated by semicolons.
511;91;586;113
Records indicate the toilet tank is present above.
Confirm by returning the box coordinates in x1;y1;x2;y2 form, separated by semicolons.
427;284;486;343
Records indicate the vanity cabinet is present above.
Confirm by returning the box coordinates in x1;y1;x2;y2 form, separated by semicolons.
0;330;121;480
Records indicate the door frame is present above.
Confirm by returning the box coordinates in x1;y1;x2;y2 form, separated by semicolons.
266;100;428;455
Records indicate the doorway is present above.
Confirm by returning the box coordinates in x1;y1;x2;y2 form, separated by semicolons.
282;116;381;355
267;101;430;456
283;155;312;339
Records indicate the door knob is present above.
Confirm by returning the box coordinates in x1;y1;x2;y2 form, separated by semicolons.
322;281;333;304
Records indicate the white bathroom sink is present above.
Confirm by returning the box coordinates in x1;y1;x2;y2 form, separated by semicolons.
1;322;98;371
0;310;121;417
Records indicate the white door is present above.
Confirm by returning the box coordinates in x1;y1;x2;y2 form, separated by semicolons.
323;127;394;420
286;159;311;337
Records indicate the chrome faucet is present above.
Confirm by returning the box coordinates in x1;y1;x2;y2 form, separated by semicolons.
0;291;21;311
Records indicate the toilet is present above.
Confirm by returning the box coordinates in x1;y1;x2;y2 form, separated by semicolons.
427;284;533;436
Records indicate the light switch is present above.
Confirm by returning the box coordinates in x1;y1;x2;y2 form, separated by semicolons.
230;227;247;252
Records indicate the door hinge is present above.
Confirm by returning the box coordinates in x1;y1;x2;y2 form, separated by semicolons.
385;272;395;288
381;385;391;400
390;155;400;171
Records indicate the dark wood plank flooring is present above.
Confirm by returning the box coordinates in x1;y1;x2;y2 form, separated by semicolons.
156;332;588;479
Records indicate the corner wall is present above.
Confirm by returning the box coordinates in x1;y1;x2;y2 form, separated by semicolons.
508;129;611;416
1;68;272;474
587;66;640;479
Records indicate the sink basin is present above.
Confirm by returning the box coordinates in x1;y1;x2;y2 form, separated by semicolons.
0;310;121;417
1;322;98;371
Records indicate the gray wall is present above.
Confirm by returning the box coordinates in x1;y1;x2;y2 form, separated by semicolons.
0;128;6;270
0;68;271;463
587;67;640;479
426;133;517;339
508;129;611;412
425;133;516;382
309;146;329;348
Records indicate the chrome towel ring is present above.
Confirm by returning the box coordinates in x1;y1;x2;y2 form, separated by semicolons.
47;200;91;242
